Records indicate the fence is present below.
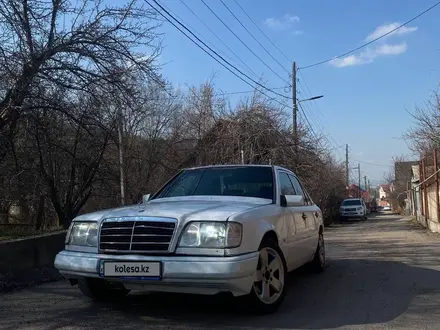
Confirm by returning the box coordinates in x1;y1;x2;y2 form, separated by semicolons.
411;149;440;232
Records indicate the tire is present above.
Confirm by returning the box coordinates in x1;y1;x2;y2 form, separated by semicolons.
309;232;325;273
242;239;287;314
78;278;130;302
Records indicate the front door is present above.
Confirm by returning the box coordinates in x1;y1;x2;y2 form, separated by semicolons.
277;171;302;270
289;174;319;261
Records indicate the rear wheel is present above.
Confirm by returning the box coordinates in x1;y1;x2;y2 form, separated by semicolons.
243;239;287;314
78;278;130;302
309;232;325;273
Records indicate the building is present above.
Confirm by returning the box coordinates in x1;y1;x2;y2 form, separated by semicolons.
348;184;370;201
379;184;391;199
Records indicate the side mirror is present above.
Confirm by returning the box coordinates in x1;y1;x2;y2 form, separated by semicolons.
280;195;304;207
142;194;151;203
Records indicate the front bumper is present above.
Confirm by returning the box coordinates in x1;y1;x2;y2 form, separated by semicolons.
340;211;364;218
54;250;259;297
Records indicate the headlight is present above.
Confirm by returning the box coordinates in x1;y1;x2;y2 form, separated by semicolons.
66;221;98;247
178;222;242;248
357;207;363;211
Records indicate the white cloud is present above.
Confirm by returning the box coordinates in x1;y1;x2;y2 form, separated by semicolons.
292;30;303;36
375;42;407;55
365;23;418;42
330;21;417;68
330;42;407;68
264;14;299;31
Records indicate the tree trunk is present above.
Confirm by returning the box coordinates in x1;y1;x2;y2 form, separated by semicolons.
35;195;45;230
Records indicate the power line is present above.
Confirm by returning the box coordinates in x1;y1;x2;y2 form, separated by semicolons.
220;86;287;95
352;159;394;168
219;0;289;75
178;0;260;80
298;102;320;144
300;1;440;70
232;0;291;63
145;0;291;100
200;0;291;86
297;72;341;147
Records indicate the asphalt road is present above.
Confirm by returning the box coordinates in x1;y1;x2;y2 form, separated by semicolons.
2;213;440;330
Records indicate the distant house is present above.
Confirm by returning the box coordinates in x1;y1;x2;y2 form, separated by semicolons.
394;161;419;194
348;184;370;201
379;184;391;199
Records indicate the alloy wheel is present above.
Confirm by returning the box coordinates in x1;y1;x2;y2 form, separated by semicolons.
253;247;285;305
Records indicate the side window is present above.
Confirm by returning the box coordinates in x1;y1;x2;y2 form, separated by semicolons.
298;180;314;205
288;175;310;206
278;172;296;195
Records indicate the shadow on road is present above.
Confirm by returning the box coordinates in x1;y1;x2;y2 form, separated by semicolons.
2;258;440;329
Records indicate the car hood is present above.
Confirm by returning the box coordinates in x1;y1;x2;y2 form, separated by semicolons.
73;196;272;223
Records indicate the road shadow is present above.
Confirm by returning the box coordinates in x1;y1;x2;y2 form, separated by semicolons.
2;258;440;329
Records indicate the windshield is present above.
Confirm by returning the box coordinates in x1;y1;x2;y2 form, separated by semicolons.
153;166;274;200
342;200;361;206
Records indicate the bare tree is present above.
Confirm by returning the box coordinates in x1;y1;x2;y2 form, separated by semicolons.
0;0;161;143
404;91;440;155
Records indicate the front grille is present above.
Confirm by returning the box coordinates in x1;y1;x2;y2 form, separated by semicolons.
99;217;176;253
345;208;356;211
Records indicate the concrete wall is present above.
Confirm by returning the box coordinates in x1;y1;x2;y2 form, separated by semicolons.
0;231;66;277
418;183;440;234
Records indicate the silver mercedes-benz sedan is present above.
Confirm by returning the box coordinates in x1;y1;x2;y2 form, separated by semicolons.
54;164;325;314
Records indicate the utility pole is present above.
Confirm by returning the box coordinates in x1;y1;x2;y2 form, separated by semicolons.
345;144;349;196
364;175;367;191
352;163;361;198
292;61;298;170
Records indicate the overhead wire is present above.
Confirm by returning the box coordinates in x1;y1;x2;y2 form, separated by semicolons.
223;1;341;151
219;0;290;75
298;102;324;147
300;1;440;70
200;0;291;86
232;0;291;63
352;159;394;168
178;0;260;80
297;72;342;147
145;0;291;100
220;86;286;95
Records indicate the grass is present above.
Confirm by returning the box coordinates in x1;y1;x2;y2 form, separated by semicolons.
0;226;65;241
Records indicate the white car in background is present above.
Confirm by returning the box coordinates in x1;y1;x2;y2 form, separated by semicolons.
54;165;326;314
339;198;367;221
383;205;391;211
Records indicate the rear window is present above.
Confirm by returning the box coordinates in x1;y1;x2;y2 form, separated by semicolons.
342;200;361;206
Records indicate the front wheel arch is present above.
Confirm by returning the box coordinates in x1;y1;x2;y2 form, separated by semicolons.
261;230;279;246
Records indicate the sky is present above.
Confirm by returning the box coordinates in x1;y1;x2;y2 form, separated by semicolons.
148;0;440;186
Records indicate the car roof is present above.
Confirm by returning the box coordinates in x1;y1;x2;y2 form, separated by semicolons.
343;198;362;201
184;164;294;174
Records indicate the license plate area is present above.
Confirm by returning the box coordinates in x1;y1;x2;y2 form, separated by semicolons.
100;260;162;280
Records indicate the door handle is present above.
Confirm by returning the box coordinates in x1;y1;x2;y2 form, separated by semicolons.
302;213;307;220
